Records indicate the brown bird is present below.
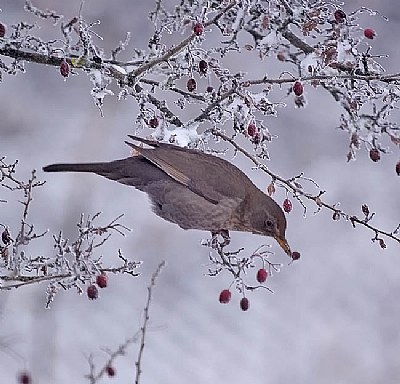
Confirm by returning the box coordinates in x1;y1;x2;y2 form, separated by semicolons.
43;135;291;256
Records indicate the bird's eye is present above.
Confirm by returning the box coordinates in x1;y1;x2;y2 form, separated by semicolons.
266;220;273;227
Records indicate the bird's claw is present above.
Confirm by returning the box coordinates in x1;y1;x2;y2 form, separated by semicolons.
209;230;231;249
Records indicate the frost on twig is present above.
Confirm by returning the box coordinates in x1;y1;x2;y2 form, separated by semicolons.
202;233;284;309
0;0;399;287
84;261;165;384
0;158;140;308
212;130;400;250
1;1;399;160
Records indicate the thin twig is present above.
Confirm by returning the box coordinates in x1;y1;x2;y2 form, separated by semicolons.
1;44;399;87
135;260;166;384
211;129;400;246
128;2;238;81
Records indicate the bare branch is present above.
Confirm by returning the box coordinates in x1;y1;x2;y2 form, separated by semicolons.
135;260;166;384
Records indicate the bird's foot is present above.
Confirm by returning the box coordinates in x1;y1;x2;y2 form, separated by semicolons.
210;230;231;249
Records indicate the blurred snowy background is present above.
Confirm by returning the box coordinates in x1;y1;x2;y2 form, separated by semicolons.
1;0;400;383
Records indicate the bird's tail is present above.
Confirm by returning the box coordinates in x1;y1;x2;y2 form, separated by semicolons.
43;162;112;173
42;161;133;183
43;157;167;189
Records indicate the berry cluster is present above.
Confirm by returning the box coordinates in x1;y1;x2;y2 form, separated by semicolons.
87;273;108;300
218;268;268;312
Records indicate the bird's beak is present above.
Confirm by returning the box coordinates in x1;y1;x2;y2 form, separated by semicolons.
274;235;291;257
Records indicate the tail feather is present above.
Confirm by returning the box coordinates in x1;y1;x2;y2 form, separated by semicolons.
43;162;112;173
43;157;171;190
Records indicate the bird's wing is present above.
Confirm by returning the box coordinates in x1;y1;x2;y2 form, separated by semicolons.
125;138;251;205
139;153;192;188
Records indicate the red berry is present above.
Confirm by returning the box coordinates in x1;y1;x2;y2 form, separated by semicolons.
252;132;262;145
291;251;301;261
334;10;346;23
1;228;11;245
59;60;70;77
106;365;116;377
240;297;249;311
267;182;275;196
193;22;204;36
93;55;102;64
293;81;303;96
219;289;231;304
87;284;98;300
283;198;292;213
361;204;370;217
187;78;197;92
364;28;376;40
18;372;31;384
369;148;380;162
256;268;268;283
396;161;400;176
276;52;286;61
0;23;6;38
96;273;108;288
247;123;257;137
199;60;208;74
148;117;159;128
206;86;213;93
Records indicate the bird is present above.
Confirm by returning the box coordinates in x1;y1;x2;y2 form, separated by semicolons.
43;135;291;256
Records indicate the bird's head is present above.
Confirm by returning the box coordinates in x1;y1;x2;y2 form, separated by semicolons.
250;195;291;257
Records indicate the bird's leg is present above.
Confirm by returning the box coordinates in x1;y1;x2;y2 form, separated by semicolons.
210;231;220;249
209;230;231;248
207;231;230;267
219;230;231;247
